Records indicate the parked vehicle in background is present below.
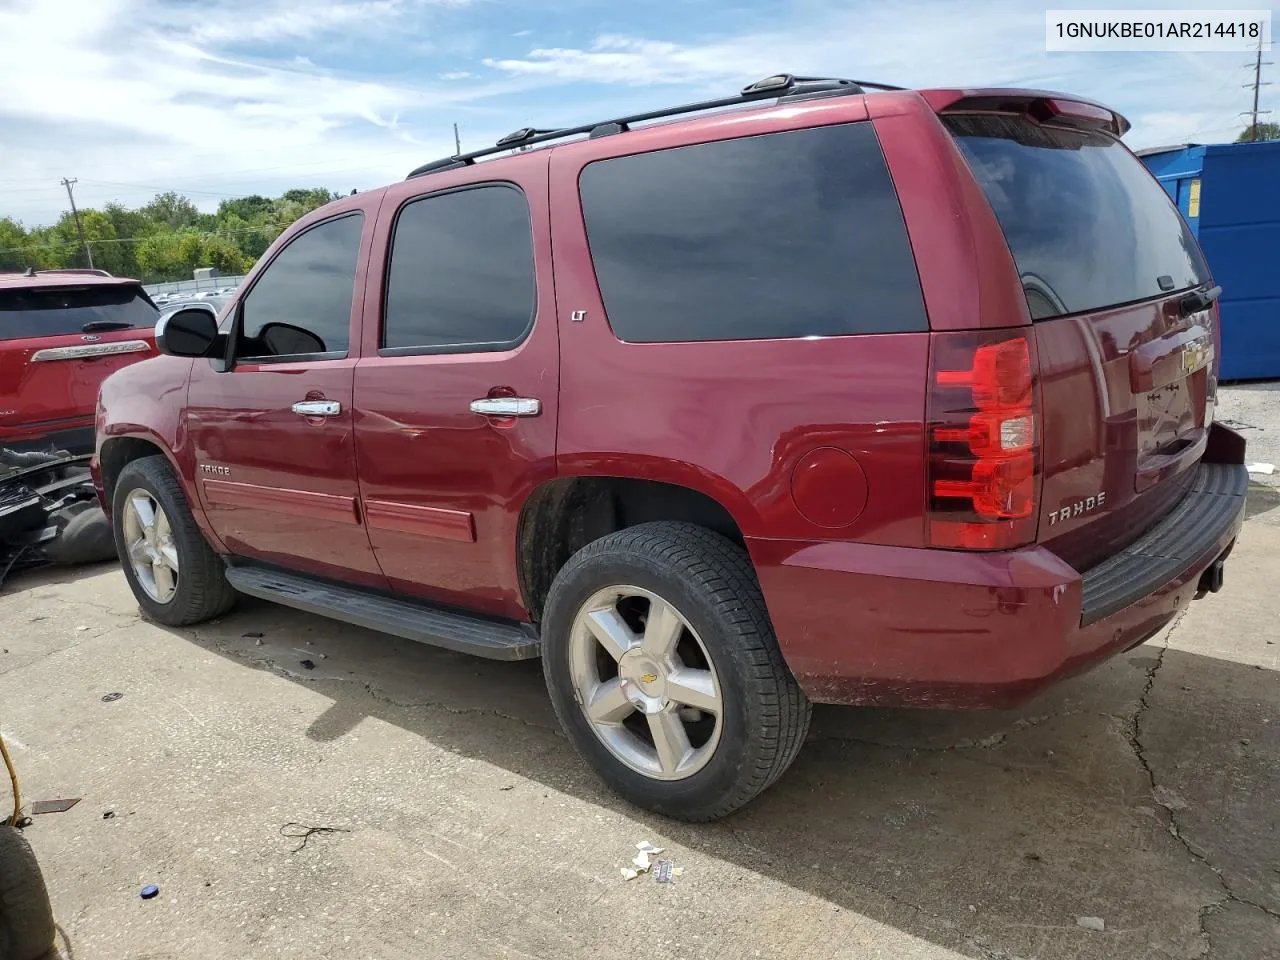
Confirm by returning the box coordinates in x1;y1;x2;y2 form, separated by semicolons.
94;75;1248;821
1;269;158;455
0;269;153;580
157;296;229;325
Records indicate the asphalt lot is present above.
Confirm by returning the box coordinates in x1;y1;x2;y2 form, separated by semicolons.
1;491;1278;959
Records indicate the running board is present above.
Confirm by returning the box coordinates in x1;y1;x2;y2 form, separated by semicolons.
223;565;540;661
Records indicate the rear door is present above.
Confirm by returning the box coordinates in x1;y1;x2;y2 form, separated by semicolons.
0;281;157;452
944;111;1217;570
352;152;558;620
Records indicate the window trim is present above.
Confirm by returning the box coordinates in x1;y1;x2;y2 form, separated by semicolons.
377;181;537;358
229;211;365;366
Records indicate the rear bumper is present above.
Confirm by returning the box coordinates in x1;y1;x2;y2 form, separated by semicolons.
752;460;1248;709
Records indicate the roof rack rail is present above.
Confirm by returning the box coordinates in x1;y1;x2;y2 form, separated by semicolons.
16;267;114;278
407;73;904;179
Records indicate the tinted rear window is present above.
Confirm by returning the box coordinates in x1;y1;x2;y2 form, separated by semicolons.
383;185;536;353
945;115;1210;320
579;122;927;342
0;285;157;341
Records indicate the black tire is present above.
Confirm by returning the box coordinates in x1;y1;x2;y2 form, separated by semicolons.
45;502;117;565
542;522;811;821
112;456;236;626
0;826;55;960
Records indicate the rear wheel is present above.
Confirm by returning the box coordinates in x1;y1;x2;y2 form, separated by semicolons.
0;826;56;960
542;522;811;821
112;456;235;626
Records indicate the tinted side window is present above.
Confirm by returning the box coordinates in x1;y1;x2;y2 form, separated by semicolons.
237;214;363;360
579;123;927;343
383;185;535;353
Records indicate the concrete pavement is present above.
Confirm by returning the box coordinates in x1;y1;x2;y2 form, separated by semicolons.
1;491;1278;960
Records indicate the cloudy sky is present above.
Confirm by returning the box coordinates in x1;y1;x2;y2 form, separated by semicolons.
0;0;1270;226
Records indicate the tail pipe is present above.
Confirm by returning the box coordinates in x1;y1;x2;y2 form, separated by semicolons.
1196;559;1225;598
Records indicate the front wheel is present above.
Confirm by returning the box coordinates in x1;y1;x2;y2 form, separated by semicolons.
112;456;236;626
542;522;811;821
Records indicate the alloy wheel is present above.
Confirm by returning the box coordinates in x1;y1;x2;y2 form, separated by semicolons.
121;490;179;604
568;585;723;780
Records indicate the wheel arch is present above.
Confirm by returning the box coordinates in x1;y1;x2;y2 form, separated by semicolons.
98;432;225;553
516;469;754;624
98;434;180;512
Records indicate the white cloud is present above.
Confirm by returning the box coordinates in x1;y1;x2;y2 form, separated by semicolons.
0;0;508;224
481;3;1267;149
0;0;1269;226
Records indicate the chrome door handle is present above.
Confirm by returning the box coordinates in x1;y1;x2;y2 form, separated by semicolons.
470;397;541;418
292;400;341;417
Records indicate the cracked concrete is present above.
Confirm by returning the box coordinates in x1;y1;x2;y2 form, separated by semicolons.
1;493;1278;960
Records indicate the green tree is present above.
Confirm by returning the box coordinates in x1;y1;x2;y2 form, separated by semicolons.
0;217;30;272
102;202;157;278
280;188;340;210
4;185;345;282
21;225;74;270
139;191;200;231
1236;121;1280;142
200;234;247;275
217;195;273;223
49;209;124;273
136;231;195;282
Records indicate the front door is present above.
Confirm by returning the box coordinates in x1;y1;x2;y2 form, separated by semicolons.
353;153;558;620
186;205;386;588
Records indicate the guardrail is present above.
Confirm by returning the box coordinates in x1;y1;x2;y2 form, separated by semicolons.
144;275;247;297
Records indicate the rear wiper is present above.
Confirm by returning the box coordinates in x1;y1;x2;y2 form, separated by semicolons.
1178;285;1222;318
81;319;135;332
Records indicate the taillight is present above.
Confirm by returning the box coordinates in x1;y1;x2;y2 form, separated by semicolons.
927;329;1040;550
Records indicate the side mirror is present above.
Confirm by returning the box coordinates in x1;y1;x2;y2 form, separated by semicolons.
156;308;220;358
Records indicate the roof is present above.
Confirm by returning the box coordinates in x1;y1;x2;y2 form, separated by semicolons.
1135;143;1199;158
405;75;1131;181
0;270;141;290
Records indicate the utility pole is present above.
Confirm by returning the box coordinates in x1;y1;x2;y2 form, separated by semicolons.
1243;31;1273;141
59;177;93;269
453;122;462;155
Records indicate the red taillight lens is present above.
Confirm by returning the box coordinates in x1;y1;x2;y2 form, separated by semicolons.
927;330;1040;550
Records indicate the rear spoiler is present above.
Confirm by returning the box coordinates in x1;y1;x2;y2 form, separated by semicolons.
919;88;1131;138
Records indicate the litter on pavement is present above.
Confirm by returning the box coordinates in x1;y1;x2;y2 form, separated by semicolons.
31;798;80;815
622;841;683;882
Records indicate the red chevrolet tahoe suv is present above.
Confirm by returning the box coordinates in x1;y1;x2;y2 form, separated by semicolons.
93;76;1248;821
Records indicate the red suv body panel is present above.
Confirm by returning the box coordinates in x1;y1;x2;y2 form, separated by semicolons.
93;84;1247;710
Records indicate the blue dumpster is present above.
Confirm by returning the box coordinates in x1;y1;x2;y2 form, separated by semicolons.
1139;140;1280;380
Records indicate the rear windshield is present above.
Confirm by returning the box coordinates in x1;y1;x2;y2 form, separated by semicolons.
0;284;158;341
945;115;1210;320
